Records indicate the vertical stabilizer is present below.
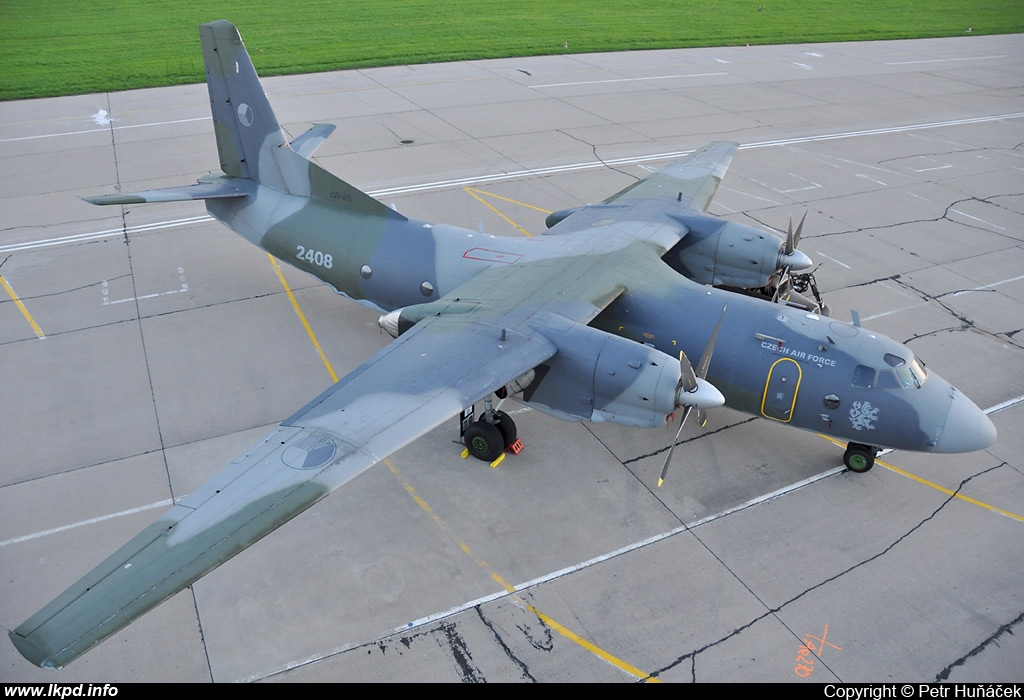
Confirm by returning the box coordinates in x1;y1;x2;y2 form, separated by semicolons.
201;20;287;184
199;21;403;218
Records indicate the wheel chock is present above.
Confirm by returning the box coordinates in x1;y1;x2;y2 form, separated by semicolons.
489;453;505;469
460;448;470;460
505;438;524;455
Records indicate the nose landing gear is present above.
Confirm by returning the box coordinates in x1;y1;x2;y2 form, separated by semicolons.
844;442;878;473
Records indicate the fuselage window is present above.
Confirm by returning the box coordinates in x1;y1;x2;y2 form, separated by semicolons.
852;364;876;388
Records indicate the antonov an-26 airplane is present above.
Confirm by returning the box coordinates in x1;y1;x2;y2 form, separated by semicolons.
11;21;997;668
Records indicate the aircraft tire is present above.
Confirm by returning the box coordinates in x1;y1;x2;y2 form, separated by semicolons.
844;444;875;473
465;420;504;462
492;410;518;448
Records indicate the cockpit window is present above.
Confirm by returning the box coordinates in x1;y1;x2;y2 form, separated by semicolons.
892;356;928;389
876;370;898;389
883;353;906;368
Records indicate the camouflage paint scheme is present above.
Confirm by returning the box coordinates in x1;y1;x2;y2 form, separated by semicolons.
10;21;995;669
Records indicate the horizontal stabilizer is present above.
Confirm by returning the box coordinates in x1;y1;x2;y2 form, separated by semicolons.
82;181;248;206
290;124;337;159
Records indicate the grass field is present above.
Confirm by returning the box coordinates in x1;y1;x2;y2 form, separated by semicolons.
2;0;1022;100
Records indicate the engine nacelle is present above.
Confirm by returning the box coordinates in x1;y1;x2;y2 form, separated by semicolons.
665;214;807;289
545;207;583;229
524;315;682;428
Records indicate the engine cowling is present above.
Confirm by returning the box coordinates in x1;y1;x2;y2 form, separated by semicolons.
525;315;684;428
665;214;810;289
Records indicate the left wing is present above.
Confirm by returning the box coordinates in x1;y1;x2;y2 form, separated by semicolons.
10;312;556;668
604;140;737;211
10;240;666;668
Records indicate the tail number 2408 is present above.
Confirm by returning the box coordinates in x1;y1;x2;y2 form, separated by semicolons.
296;245;334;269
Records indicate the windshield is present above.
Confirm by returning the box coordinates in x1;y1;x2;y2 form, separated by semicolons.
892;356;928;389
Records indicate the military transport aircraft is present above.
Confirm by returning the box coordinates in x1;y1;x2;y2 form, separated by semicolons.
10;20;997;668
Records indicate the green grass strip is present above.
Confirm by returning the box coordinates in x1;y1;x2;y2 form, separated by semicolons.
2;0;1021;100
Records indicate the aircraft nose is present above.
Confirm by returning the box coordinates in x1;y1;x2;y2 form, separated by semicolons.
935;391;997;453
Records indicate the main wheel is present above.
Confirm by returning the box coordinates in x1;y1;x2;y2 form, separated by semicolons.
844;443;875;473
464;420;504;462
491;410;517;448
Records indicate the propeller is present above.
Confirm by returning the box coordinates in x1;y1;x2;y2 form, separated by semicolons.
658;309;726;487
773;212;812;303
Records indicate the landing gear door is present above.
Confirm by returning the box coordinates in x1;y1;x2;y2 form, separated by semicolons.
762;358;802;422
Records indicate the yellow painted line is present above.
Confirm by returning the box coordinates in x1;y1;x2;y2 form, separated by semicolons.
465;187;553;214
267;254;338;382
524;602;660;683
817;434;1024;524
877;458;1024;524
0;273;45;339
463;187;535;237
384;458;659;681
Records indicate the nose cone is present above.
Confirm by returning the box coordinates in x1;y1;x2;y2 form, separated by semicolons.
935;391;997;453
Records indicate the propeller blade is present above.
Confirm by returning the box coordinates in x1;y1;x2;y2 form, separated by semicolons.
772;276;793;303
784;211;808;256
793;211;807;251
696;307;725;380
659;406;692;487
678;349;698;393
660;308;727;487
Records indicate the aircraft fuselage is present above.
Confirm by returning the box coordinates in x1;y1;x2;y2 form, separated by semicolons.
207;180;994;457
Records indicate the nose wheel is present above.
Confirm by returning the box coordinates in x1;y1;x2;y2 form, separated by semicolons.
844;442;878;473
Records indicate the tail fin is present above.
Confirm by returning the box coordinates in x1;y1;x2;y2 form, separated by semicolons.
200;20;284;182
199;20;402;219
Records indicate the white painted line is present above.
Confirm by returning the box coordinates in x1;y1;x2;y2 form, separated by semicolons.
885;55;1005;65
0;498;174;547
986;394;1024;414
0;215;212;254
9;113;1024;254
370;113;1024;197
860;302;928;322
529;73;725;88
811;251;851;268
104;287;189;305
855;173;888;186
950;208;1005;230
908;161;952;172
0;116;210;143
949;273;1024;297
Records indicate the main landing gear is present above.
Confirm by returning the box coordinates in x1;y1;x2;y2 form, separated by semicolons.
843;442;879;473
460;396;523;467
